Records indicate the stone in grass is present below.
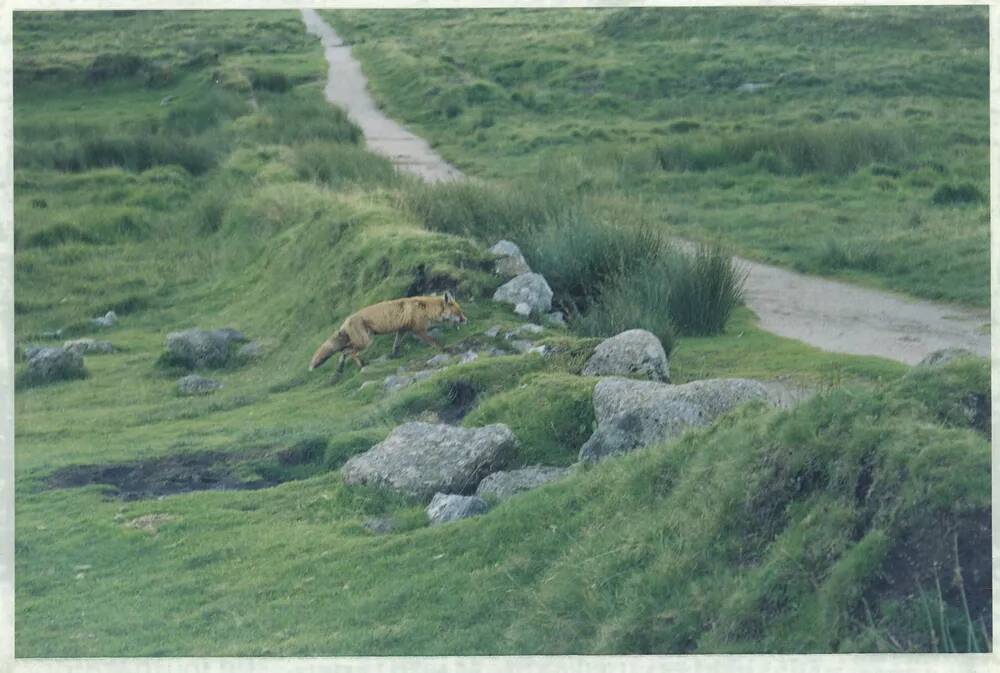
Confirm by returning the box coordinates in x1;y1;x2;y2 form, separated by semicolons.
484;325;503;338
426;353;454;368
493;273;553;315
383;369;435;393
514;303;532;318
363;517;396;535
92;311;118;328
475;465;571;503
63;339;114;356
490;240;532;279
426;493;490;525
163;327;248;369
236;341;264;362
458;350;479;364
582;329;670;382
22;347;86;385
917;348;979;368
546;311;567;327
341;422;517;499
177;374;222;396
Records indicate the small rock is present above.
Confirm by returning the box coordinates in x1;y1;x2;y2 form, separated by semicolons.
582;329;670;382
92;310;118;328
508;339;535;353
163;327;247;369
514;303;532;317
383;369;435;393
23;345;44;361
546;311;566;327
475;465;571;502
459;350;479;364
177;374;222;396
358;380;378;392
736;82;771;93
490;240;532;279
493;273;553;315
23;347;86;384
484;325;502;338
426;493;490;525
63;339;114;356
160;95;175;106
514;323;544;335
426;353;453;368
527;345;550;356
41;329;63;339
488;347;510;357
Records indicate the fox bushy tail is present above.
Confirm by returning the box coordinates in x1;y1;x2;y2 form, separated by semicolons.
309;332;349;371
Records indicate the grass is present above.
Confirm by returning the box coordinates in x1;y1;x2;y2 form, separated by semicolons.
12;8;989;657
326;5;989;307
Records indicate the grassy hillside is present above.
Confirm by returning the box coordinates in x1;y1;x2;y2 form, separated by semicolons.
326;7;989;307
13;10;989;655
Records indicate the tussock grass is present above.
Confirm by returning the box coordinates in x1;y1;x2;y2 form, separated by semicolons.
656;124;912;176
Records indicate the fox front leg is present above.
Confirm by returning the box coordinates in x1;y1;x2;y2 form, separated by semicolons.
392;331;405;358
412;329;443;351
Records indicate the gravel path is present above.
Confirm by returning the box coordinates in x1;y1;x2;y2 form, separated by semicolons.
301;9;990;365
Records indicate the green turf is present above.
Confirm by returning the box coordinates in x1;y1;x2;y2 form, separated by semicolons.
13;9;989;656
325;6;989;307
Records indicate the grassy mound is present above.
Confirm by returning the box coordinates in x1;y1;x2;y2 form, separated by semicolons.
12;9;989;657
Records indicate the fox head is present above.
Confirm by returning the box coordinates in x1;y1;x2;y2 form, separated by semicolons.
440;290;467;325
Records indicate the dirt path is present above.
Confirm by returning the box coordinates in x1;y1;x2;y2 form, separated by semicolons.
301;9;990;365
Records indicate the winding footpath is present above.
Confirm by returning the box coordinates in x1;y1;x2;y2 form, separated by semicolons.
301;9;990;365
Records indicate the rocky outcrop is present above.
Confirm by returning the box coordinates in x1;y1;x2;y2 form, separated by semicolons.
426;493;490;525
580;377;774;463
341;422;518;499
582;329;669;382
493;273;553;315
475;465;571;502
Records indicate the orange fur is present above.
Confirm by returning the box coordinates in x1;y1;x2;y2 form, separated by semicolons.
309;292;467;371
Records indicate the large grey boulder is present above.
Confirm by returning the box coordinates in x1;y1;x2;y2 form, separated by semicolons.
177;374;222;396
426;493;490;525
475;465;571;503
163;327;247;369
341;422;518;499
490;240;532;279
582;329;669;382
23;347;86;384
580;377;774;463
493;273;553;315
63;339;114;356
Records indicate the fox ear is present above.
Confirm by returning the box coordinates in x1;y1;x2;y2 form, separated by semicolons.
443;290;455;304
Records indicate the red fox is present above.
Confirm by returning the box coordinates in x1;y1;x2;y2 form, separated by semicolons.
309;291;468;372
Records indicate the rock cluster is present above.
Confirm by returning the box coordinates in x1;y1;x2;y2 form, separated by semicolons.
163;327;248;369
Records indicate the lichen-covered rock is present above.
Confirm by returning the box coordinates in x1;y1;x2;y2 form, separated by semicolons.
426;493;490;525
23;347;86;385
493;273;553;315
63;339;114;356
593;377;772;425
490;240;532;279
546;311;567;327
582;329;669;382
341;422;518;499
580;377;774;463
177;374;222;396
163;327;247;369
475;465;571;502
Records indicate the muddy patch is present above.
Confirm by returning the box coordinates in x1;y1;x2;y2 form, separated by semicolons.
47;439;329;500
